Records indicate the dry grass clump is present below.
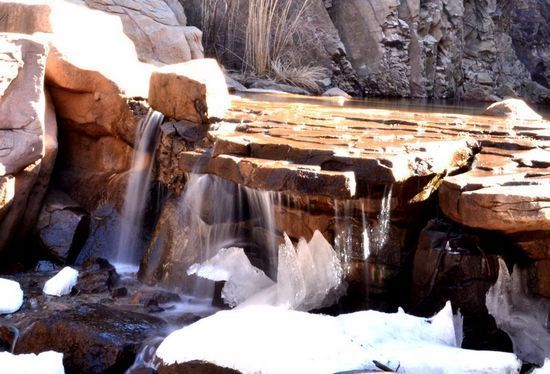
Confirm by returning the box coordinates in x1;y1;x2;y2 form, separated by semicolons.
244;0;310;76
270;59;326;93
201;0;326;93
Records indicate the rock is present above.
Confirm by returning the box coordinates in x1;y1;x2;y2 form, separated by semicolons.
82;0;204;65
0;325;16;352
411;220;499;316
0;0;149;212
248;79;312;96
76;258;119;294
328;0;411;97
149;58;230;123
483;98;543;121
0;278;23;314
158;360;241;374
35;189;89;263
322;87;351;98
225;75;247;93
43;267;79;297
35;261;58;272
0;33;57;254
14;303;167;373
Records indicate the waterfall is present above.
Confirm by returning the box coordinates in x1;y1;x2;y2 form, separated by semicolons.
169;173;279;297
111;110;164;266
335;185;394;272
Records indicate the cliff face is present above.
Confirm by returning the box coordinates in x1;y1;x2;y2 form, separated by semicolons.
181;0;550;103
327;0;550;103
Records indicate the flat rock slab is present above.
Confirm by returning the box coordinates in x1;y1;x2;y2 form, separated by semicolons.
174;94;548;200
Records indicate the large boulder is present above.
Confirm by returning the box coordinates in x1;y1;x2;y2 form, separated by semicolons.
0;0;150;211
482;98;543;121
0;33;57;255
82;0;204;65
35;189;89;263
149;58;229;123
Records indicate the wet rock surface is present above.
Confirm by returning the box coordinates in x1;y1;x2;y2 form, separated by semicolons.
0;267;216;373
36;189;89;263
157;360;241;374
15;303;167;373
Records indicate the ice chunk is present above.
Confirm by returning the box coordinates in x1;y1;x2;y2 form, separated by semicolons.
533;359;550;374
187;247;275;307
0;278;23;314
0;351;64;374
486;259;550;366
156;304;521;374
189;231;344;311
43;267;79;296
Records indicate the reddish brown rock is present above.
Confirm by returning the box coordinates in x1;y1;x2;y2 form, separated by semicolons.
149;58;229;123
14;304;166;373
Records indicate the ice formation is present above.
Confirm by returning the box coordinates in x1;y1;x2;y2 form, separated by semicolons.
533;359;550;374
189;230;343;311
0;278;23;314
155;303;521;374
43;267;79;296
0;351;64;374
486;259;550;366
187;247;275;307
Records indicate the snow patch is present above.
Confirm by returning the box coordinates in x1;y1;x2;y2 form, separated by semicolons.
43;267;79;296
0;278;23;314
156;303;521;374
0;351;64;374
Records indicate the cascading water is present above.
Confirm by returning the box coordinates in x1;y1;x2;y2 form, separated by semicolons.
165;173;280;297
334;185;393;273
112;109;164;266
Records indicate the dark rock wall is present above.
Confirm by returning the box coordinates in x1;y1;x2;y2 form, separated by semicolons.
182;0;550;102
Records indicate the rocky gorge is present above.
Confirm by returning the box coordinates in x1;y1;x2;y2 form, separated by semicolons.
0;0;549;373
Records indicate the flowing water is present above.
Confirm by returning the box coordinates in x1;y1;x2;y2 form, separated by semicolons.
112;110;164;266
167;173;280;297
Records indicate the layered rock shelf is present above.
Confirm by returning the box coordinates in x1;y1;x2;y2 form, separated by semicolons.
161;94;548;198
155;93;550;302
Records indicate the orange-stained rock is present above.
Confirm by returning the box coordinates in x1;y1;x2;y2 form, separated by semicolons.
149;59;229;123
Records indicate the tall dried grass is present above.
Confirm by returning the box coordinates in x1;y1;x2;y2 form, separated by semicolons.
201;0;241;61
244;0;310;76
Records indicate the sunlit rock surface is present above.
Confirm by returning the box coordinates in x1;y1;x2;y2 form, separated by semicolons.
486;259;550;366
156;303;520;374
0;33;57;255
483;99;543;121
149;58;229;123
82;0;203;65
